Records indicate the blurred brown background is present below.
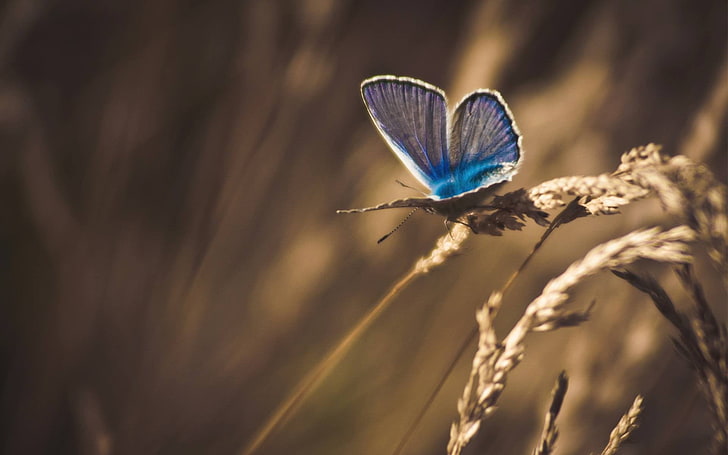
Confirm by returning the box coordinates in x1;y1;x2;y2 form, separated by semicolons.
0;0;726;454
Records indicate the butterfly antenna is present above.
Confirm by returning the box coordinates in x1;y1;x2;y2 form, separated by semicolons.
395;180;427;196
377;209;418;244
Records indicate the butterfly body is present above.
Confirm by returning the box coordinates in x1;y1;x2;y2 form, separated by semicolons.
339;75;522;221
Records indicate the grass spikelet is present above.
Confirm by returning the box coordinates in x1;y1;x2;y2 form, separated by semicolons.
415;223;470;273
525;226;694;331
527;174;649;213
600;396;644;455
533;371;569;455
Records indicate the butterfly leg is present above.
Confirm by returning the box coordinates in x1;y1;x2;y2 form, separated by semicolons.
448;217;478;233
444;219;454;240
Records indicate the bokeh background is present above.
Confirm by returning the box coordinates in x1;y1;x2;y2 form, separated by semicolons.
0;0;726;454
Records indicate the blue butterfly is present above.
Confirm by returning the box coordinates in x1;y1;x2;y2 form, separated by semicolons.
338;75;522;221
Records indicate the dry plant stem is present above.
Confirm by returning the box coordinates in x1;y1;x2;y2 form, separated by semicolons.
240;224;470;455
533;371;568;455
391;204;573;455
600;396;644;455
390;324;477;455
447;226;695;455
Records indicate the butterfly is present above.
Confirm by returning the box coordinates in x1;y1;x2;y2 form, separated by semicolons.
338;75;522;222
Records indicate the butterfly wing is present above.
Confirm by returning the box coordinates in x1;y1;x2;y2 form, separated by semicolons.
361;76;449;190
434;90;521;199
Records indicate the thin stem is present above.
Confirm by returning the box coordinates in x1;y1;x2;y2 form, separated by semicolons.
241;268;420;455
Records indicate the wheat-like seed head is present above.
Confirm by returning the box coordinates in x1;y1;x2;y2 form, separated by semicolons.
600;395;644;455
414;223;470;273
447;225;695;455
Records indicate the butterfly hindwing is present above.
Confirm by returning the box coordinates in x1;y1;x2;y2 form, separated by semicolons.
432;90;521;199
361;76;449;190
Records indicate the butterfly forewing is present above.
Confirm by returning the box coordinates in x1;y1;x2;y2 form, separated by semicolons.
438;90;521;199
361;76;449;190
